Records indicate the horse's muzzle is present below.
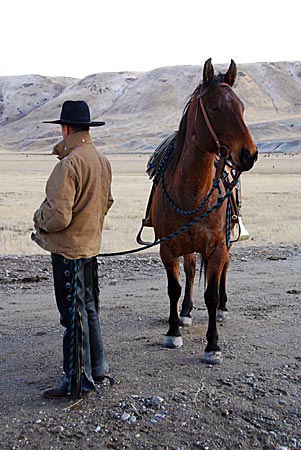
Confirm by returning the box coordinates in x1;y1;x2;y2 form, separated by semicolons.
238;147;258;171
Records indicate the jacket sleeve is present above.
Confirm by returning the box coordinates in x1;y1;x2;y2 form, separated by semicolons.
104;157;114;214
33;160;76;233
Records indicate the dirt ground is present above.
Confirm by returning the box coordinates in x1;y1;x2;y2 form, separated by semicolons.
0;243;300;450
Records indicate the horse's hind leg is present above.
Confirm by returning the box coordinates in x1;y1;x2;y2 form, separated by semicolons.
180;253;196;326
217;256;229;321
163;256;183;348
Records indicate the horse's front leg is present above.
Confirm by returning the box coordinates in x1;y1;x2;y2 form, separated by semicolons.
203;249;228;364
163;257;183;348
180;253;196;326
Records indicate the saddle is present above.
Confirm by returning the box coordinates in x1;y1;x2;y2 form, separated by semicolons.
136;132;178;241
136;133;249;245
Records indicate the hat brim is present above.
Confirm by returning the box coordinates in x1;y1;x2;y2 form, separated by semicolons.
43;119;105;127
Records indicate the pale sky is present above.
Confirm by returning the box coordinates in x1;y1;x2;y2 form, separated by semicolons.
1;0;299;79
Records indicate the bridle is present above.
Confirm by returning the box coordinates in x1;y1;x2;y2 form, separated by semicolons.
135;84;242;251
196;83;241;180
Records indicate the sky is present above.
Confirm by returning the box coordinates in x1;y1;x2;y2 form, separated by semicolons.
1;0;300;79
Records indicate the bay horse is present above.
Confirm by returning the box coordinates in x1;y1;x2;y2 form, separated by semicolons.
150;59;258;364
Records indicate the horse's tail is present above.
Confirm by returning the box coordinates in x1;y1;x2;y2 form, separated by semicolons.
198;254;207;290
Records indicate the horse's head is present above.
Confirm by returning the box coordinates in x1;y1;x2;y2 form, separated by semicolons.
195;58;258;172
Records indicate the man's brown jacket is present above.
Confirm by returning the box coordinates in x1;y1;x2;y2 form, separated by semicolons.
32;131;113;259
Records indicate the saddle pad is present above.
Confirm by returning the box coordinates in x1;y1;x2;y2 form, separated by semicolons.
146;131;178;180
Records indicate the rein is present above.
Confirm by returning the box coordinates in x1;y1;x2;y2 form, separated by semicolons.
98;82;240;258
159;82;240;225
98;179;238;257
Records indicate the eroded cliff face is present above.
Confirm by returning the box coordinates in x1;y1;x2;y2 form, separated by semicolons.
1;61;301;153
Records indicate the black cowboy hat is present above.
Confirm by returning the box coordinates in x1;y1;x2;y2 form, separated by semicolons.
43;100;105;127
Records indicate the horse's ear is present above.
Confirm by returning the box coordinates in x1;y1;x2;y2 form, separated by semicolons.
203;58;214;85
224;59;237;87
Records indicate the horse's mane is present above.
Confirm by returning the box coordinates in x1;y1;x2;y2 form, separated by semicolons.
169;73;226;172
172;85;200;167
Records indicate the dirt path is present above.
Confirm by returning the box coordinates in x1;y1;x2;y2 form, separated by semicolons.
0;244;300;450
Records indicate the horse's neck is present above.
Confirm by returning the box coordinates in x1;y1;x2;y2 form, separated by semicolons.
172;99;217;195
168;141;216;199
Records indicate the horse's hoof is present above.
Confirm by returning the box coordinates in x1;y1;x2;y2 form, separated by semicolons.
179;316;192;327
216;309;228;322
203;350;222;365
164;336;183;348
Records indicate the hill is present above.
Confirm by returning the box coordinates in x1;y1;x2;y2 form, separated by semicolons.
1;61;301;154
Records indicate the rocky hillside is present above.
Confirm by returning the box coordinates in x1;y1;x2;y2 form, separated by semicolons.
1;61;301;154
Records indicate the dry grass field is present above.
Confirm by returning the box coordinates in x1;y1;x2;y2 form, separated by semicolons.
0;151;300;256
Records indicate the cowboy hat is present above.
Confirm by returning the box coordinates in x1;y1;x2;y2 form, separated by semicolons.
43;100;105;127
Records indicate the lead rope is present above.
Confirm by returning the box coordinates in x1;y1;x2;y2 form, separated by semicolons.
99;84;238;257
98;179;238;257
161;166;222;215
226;195;232;247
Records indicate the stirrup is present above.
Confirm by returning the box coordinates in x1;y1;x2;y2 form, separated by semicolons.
136;219;156;246
238;216;249;241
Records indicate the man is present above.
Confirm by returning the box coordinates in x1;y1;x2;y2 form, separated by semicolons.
32;100;114;398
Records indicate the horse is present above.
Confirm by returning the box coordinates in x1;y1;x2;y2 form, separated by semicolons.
150;58;258;364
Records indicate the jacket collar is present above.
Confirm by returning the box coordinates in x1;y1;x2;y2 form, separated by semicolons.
52;131;92;159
